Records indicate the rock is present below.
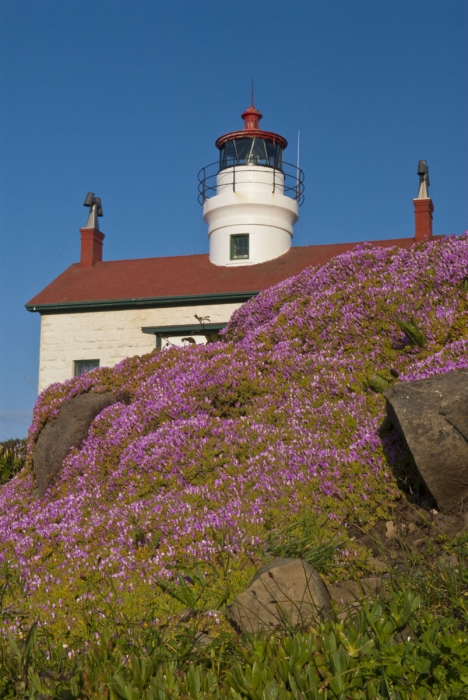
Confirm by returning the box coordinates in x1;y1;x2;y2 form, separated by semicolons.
385;521;397;540
193;631;213;647
328;577;386;606
438;554;459;570
384;371;468;513
366;557;389;572
394;625;415;643
413;539;426;552
440;398;468;442
432;512;467;538
33;392;118;497
227;558;332;634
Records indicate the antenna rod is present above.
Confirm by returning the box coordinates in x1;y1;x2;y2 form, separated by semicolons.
251;78;254;106
297;130;300;172
296;130;301;199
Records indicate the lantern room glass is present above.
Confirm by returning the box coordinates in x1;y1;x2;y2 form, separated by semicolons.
219;138;283;171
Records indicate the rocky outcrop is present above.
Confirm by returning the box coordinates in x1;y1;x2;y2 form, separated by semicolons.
227;558;332;633
33;392;118;498
384;371;468;513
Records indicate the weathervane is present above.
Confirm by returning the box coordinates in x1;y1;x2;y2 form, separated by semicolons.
417;160;430;199
83;192;103;230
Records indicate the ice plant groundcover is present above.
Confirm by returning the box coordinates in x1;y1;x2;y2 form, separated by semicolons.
0;234;467;638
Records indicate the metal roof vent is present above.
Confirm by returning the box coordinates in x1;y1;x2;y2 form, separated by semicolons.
83;192;103;230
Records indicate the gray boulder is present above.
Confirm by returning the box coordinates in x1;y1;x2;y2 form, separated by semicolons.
33;392;118;497
384;370;468;513
328;577;386;607
440;397;468;442
227;558;332;633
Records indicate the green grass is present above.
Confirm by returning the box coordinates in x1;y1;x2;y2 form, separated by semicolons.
0;440;26;486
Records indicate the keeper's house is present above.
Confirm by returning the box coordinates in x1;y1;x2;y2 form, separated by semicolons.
26;104;436;393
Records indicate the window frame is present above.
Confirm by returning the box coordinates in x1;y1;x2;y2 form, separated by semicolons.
74;359;100;377
230;234;250;261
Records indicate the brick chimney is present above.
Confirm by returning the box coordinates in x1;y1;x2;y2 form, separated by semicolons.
80;227;105;267
80;192;104;267
413;160;433;242
413;198;434;242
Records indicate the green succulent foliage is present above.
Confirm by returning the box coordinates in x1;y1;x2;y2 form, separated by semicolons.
226;591;468;699
395;316;427;348
367;373;391;394
2;579;467;699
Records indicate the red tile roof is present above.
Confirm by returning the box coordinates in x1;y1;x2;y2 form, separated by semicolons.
26;239;417;311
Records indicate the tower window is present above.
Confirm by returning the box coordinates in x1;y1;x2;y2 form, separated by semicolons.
74;359;100;376
230;234;249;260
219;138;283;171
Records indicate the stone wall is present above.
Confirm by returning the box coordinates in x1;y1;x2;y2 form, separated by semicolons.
38;302;243;392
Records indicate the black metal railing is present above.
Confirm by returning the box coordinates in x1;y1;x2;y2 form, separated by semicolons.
198;161;305;206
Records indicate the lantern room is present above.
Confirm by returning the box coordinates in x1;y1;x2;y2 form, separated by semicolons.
216;105;287;171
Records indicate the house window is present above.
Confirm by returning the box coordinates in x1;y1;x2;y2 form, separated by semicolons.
74;359;100;376
230;234;249;260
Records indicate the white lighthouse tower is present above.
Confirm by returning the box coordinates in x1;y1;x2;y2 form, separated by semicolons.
199;103;304;266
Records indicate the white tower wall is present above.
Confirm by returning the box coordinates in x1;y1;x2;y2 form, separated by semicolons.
204;166;299;267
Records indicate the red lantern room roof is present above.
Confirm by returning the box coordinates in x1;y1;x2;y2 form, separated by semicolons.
215;104;288;150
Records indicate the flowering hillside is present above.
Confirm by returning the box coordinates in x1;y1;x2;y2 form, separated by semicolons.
0;235;467;637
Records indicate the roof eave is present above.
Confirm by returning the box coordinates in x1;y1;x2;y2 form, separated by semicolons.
25;290;259;314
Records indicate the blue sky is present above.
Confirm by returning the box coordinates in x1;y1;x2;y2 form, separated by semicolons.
1;0;467;439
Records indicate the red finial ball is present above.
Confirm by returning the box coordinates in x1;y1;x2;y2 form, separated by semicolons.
241;104;263;130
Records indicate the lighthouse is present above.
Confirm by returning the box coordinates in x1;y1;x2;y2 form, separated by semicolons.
199;103;304;266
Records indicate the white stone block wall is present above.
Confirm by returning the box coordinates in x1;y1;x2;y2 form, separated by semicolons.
38;302;243;393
